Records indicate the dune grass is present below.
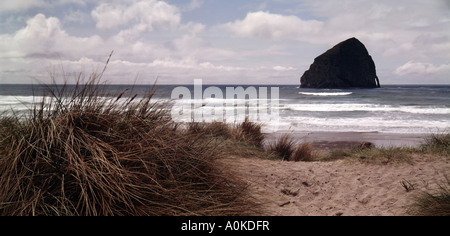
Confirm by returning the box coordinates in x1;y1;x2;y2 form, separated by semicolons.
185;120;277;160
266;134;316;162
291;143;316;162
266;135;295;161
321;146;415;165
186;118;265;148
0;74;261;216
419;133;450;156
319;133;449;165
408;176;450;216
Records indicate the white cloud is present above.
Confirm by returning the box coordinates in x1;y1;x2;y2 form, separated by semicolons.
91;0;181;31
63;9;89;24
301;0;450;53
91;3;127;29
273;66;296;71
225;1;450;61
0;13;106;84
1;14;68;57
0;0;92;14
0;12;299;84
180;22;205;35
395;61;450;76
112;24;149;43
1;0;449;85
183;0;205;12
225;11;324;41
0;0;46;13
0;14;103;58
222;0;450;84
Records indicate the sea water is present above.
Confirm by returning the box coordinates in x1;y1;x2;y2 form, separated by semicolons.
0;84;449;134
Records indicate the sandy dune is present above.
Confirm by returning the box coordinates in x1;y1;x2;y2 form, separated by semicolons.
222;155;449;216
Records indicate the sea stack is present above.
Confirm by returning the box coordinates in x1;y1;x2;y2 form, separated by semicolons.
300;37;380;88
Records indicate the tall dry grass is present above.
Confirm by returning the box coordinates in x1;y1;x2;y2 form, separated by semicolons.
267;134;315;162
187;118;265;147
0;73;258;216
420;133;450;156
408;176;450;216
291;143;315;162
267;135;295;161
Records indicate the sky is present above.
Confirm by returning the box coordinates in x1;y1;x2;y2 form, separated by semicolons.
0;0;449;85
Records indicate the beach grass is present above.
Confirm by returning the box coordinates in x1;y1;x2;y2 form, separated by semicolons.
408;176;450;216
290;143;316;162
186;118;265;148
0;75;261;216
266;134;316;162
319;135;449;165
419;133;450;156
267;134;296;161
322;146;415;165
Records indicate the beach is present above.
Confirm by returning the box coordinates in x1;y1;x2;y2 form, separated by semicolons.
222;150;449;216
216;131;448;216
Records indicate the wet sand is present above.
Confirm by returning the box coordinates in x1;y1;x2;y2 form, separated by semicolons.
265;132;428;150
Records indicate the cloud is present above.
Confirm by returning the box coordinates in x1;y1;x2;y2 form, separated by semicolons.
1;14;68;58
0;0;91;14
225;11;324;41
0;13;107;84
224;1;450;60
63;9;90;24
0;12;298;84
91;0;181;31
0;0;46;13
1;0;449;85
395;61;450;76
301;0;450;51
182;0;205;12
180;22;205;35
273;66;296;71
0;14;103;58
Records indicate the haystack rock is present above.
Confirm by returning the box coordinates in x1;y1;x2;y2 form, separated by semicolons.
300;37;380;88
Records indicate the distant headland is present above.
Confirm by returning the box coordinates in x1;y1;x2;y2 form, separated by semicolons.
300;37;380;89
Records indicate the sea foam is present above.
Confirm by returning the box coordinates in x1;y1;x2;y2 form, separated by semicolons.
299;92;353;96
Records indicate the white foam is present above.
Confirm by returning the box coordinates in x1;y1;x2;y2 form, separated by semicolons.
278;115;449;134
299;92;353;96
282;103;450;114
0;95;44;104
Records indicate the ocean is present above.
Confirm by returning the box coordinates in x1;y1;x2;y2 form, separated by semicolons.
0;84;449;135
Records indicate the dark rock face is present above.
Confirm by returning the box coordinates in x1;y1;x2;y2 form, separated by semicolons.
300;38;380;88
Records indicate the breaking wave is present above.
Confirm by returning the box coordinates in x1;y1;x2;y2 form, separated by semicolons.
299;92;353;96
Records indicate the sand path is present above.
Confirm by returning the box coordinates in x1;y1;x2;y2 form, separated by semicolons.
221;155;449;216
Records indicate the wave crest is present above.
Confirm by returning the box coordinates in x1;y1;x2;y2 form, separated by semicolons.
299;92;353;96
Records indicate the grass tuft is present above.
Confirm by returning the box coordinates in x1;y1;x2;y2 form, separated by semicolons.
267;135;316;162
290;143;316;162
420;133;450;156
408;176;450;216
267;135;296;161
238;118;265;148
